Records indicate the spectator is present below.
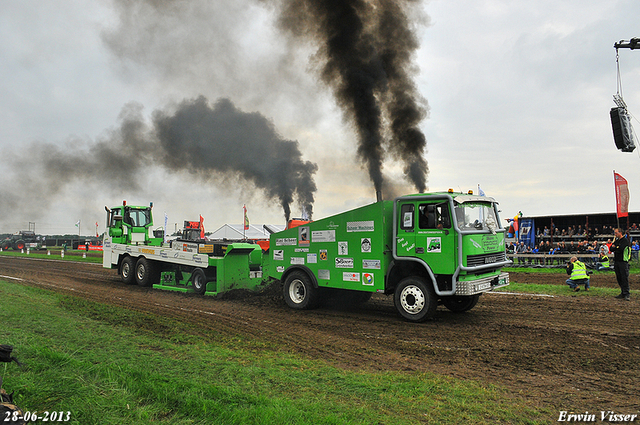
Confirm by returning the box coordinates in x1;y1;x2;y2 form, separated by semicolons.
596;251;611;271
516;242;526;264
631;240;639;261
606;239;613;253
543;226;549;236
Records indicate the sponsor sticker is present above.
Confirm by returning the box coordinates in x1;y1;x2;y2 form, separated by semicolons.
335;257;354;268
363;259;381;269
319;249;328;260
362;273;374;286
276;266;285;273
338;241;348;255
312;230;336;242
361;238;372;253
276;238;297;246
291;257;305;265
427;237;441;253
307;253;317;264
298;227;310;246
273;250;284;261
346;221;375;232
343;272;360;282
294;248;309;252
318;269;330;280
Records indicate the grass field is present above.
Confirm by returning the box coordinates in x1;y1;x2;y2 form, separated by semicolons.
0;250;101;264
0;280;550;425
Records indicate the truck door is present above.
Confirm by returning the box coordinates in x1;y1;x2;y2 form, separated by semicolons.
415;202;457;275
396;202;417;257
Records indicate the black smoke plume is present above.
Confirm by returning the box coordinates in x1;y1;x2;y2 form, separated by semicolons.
277;0;429;194
153;96;317;220
0;97;317;222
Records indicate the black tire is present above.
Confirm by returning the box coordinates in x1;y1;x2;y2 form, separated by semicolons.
394;276;437;322
1;241;10;250
283;270;317;310
441;294;480;313
14;240;25;251
135;257;158;287
120;256;136;285
192;268;207;295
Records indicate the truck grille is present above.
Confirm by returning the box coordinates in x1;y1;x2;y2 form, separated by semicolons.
466;252;506;267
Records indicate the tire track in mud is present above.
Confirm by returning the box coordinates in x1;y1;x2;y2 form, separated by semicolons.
1;256;639;412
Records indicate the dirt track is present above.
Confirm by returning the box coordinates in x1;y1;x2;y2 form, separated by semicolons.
1;256;639;416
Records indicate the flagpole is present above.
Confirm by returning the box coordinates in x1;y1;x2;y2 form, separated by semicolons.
614;170;620;229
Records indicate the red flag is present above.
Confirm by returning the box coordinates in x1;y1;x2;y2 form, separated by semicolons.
243;205;249;230
199;215;205;239
614;172;630;218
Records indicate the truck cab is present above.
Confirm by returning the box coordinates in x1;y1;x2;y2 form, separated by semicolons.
392;191;510;319
105;202;162;247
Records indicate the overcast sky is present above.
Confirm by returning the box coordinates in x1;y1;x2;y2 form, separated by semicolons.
1;0;639;235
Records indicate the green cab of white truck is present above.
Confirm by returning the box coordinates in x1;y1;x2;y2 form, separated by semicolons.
268;190;510;322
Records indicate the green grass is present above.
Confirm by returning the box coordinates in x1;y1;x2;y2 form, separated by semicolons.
0;249;101;263
0;280;550;425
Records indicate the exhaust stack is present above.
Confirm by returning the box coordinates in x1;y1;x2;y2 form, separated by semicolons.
376;190;382;202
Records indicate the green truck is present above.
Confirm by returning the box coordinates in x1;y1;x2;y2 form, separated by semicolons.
103;191;510;322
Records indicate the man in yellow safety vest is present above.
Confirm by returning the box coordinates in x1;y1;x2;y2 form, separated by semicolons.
566;256;590;292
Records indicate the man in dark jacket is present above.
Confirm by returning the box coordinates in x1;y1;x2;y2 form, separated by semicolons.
610;228;631;301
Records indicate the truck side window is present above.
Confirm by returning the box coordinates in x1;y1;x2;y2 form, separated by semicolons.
400;204;414;230
110;208;122;227
418;203;451;230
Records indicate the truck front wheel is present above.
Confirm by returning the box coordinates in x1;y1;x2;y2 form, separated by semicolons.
441;294;480;313
394;276;437;322
283;271;317;310
120;256;136;285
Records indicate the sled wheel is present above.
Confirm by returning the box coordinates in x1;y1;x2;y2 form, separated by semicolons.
135;257;157;287
120;256;136;285
192;268;207;295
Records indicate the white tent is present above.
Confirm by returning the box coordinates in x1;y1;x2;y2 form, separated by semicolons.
208;224;284;241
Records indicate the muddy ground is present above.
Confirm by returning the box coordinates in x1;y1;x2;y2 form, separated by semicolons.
1;256;639;417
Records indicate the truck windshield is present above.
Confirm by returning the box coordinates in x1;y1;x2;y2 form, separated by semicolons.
454;202;498;234
125;208;152;227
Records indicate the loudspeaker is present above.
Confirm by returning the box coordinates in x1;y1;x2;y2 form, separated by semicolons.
610;107;636;152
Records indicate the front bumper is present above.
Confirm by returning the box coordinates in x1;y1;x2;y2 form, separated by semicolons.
455;271;509;296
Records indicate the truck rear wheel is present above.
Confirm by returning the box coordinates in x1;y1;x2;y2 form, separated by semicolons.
283;270;317;310
394;276;437;322
441;294;480;313
135;257;157;287
120;256;136;285
191;268;207;295
15;240;25;250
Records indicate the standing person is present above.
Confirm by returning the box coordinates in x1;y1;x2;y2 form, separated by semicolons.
610;228;631;301
565;256;590;292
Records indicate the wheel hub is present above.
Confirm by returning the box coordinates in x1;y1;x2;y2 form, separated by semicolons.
400;285;425;314
136;264;145;281
289;279;306;304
